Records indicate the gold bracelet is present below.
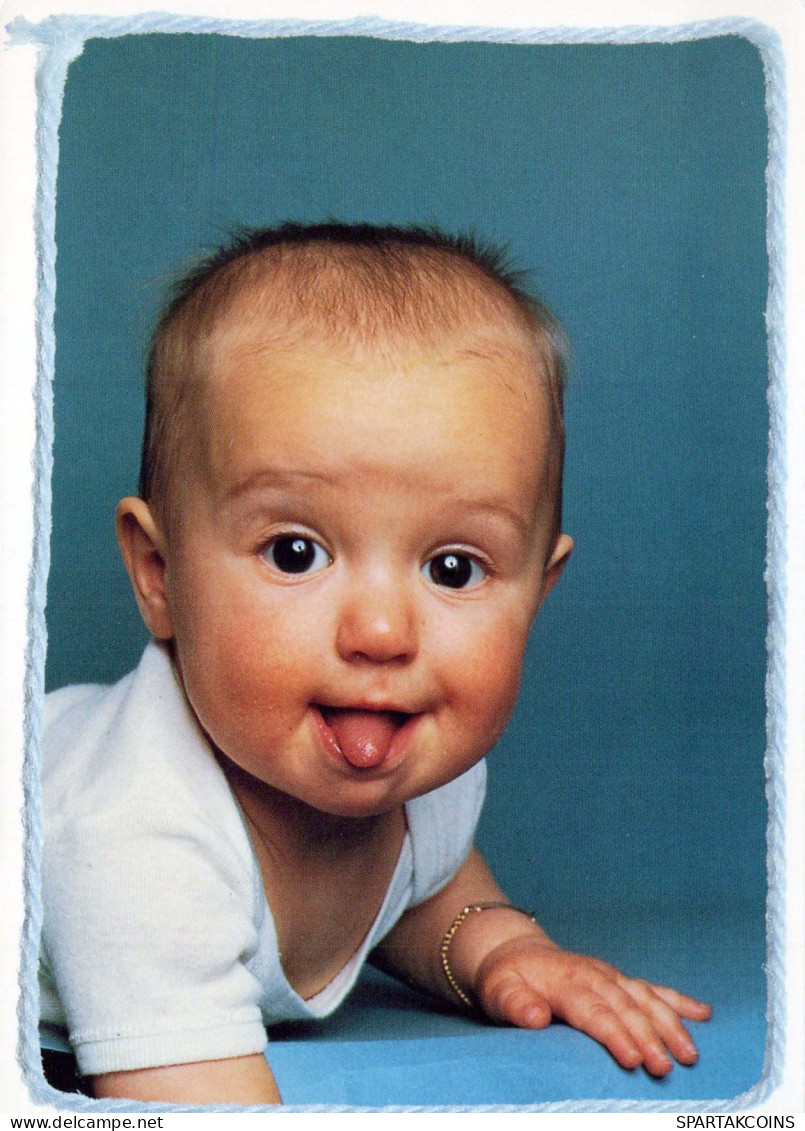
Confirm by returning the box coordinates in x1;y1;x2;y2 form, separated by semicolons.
439;902;536;1010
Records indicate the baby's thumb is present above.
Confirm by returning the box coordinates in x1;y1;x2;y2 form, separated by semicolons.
481;970;553;1030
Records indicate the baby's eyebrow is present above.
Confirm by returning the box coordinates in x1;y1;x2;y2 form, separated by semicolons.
222;467;334;503
221;468;537;545
449;499;533;543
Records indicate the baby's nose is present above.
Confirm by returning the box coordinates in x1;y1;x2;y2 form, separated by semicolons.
335;575;418;665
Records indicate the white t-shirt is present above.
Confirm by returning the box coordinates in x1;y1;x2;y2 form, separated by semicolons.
39;641;486;1076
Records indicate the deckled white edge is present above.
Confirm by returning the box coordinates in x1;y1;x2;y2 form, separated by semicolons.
0;0;802;1121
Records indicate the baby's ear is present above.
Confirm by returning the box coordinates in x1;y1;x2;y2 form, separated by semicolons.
538;533;573;606
115;498;174;640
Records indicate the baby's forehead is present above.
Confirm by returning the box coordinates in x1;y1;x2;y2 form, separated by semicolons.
192;321;551;524
202;314;548;433
166;309;562;543
191;322;553;513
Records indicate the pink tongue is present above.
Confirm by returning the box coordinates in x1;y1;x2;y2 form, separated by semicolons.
325;709;401;768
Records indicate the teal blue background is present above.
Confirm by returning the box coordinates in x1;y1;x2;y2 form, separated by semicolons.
47;32;769;1100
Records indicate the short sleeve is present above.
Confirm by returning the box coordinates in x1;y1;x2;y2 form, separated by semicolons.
405;759;487;907
42;799;269;1076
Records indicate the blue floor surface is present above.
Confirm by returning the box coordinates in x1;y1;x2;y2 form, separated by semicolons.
266;907;768;1108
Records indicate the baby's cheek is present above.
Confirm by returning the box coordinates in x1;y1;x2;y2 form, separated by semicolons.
452;621;527;737
179;631;292;743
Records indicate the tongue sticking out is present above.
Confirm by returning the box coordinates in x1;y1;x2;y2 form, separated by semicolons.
322;709;403;769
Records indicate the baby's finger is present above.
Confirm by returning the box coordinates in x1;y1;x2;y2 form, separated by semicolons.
480;969;553;1030
620;980;702;1066
556;995;651;1072
567;973;708;1075
642;982;712;1021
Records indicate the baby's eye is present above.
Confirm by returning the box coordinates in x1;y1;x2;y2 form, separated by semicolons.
423;552;486;591
264;535;332;576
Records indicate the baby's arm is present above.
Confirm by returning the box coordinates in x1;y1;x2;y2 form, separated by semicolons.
91;1053;281;1104
372;848;711;1077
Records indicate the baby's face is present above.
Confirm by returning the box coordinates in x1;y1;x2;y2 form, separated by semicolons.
153;321;571;817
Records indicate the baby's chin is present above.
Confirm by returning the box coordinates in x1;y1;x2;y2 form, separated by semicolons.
289;767;450;823
275;778;414;825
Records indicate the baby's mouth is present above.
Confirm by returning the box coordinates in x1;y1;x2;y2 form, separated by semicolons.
317;706;410;769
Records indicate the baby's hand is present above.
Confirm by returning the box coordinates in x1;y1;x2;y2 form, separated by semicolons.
473;937;711;1076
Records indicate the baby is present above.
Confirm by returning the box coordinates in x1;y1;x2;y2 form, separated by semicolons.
39;222;710;1104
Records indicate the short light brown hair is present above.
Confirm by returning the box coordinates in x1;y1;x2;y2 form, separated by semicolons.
141;222;569;536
